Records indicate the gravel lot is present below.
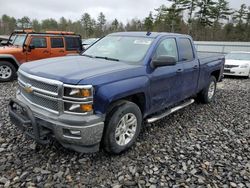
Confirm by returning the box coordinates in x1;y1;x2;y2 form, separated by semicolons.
0;77;249;188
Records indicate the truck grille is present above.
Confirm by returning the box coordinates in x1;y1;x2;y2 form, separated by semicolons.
18;70;63;114
18;72;58;93
224;65;238;68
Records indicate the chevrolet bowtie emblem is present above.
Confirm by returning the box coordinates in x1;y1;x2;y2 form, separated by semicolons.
24;83;33;93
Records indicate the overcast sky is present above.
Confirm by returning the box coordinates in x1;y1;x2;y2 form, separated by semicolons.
1;0;249;23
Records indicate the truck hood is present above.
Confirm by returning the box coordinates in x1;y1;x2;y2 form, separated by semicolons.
19;55;138;84
0;45;23;54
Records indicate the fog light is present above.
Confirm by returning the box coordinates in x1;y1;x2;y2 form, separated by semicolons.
69;130;81;136
80;104;93;112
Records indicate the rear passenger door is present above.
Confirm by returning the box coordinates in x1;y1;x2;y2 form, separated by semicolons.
177;38;199;99
50;37;66;58
26;37;50;61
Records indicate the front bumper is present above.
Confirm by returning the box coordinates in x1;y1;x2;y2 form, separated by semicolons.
9;96;105;153
224;67;250;77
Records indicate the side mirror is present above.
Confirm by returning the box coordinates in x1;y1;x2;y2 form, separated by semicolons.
151;55;177;68
1;40;8;46
29;44;35;51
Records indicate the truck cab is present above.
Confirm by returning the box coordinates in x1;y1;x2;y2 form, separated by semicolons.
0;29;82;82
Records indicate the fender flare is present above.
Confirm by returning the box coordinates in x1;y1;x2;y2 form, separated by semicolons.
0;54;20;69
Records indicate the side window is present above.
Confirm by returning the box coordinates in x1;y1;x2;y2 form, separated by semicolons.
178;38;194;61
155;38;178;61
51;38;64;48
30;37;47;48
65;36;81;51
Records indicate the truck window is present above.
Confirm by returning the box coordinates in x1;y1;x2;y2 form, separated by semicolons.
30;37;47;48
51;38;64;48
154;38;178;61
179;38;194;61
65;36;81;51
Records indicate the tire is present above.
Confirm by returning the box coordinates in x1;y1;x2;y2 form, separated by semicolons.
198;76;217;104
102;101;142;154
0;61;16;82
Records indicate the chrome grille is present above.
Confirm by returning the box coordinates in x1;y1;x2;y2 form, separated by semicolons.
224;65;239;68
20;87;59;112
18;70;63;114
18;72;58;93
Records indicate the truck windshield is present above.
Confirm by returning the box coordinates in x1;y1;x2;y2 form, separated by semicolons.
226;53;250;61
12;34;26;46
82;36;154;63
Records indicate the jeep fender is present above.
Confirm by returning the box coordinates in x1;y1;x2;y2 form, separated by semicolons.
0;54;20;70
94;76;150;115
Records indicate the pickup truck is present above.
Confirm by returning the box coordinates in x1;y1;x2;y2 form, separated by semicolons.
0;29;82;82
9;32;225;154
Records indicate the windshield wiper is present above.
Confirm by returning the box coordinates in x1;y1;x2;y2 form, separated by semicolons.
95;56;120;61
82;54;95;58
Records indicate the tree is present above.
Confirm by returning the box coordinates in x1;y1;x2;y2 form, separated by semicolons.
144;12;154;31
17;16;31;29
111;18;119;32
32;19;41;32
233;4;248;26
59;17;68;31
0;14;16;34
81;13;94;38
41;18;58;31
96;12;106;36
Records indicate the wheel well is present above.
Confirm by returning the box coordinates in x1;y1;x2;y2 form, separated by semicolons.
0;58;19;70
107;93;146;116
211;70;220;81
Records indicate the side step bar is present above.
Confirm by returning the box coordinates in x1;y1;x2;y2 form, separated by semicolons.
146;99;195;123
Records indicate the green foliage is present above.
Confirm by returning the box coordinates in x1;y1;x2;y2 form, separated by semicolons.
0;0;249;41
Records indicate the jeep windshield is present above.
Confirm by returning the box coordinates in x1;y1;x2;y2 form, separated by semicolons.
11;34;26;46
82;36;154;63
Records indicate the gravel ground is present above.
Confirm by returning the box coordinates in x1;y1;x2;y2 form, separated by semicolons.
0;77;249;188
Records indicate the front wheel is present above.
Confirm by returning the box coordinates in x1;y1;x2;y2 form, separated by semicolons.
0;61;16;82
102;101;142;154
198;76;217;104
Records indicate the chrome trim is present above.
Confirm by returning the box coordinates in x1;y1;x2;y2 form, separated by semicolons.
18;80;58;97
63;96;93;101
146;99;194;123
63;84;93;89
63;100;93;104
18;69;63;86
33;91;58;101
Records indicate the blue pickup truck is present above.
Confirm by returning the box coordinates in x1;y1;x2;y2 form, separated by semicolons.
9;32;224;154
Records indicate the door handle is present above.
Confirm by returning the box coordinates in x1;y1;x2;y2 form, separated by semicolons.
43;50;49;53
59;50;65;53
176;69;183;73
193;65;198;69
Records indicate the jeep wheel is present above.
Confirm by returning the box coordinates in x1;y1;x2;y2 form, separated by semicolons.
103;101;142;154
0;61;16;82
198;76;217;104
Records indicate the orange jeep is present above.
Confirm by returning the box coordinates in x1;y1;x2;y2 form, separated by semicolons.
0;29;82;81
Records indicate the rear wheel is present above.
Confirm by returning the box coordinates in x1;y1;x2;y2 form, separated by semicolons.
198;76;217;104
0;61;16;82
102;101;142;154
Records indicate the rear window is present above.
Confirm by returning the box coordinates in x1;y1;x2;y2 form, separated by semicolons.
65;36;81;51
51;38;64;48
179;38;194;61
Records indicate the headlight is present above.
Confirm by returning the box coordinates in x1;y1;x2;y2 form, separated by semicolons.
239;63;249;68
63;85;93;114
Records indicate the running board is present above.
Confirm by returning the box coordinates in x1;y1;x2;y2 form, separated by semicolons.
146;99;195;124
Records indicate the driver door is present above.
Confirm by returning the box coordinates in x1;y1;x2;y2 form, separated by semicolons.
149;38;183;114
26;37;50;62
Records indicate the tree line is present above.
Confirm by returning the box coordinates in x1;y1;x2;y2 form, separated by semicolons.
0;0;249;41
